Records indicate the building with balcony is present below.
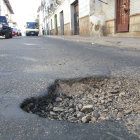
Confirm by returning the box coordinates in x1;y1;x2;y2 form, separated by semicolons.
40;0;140;37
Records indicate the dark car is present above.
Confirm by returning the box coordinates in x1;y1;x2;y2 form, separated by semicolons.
0;16;12;39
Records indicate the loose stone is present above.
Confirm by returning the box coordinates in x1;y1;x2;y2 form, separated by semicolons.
56;97;63;102
110;90;119;94
92;111;100;119
117;112;123;119
100;116;106;121
22;76;140;132
78;104;83;110
50;111;56;116
124;110;132;115
119;92;126;96
69;108;75;113
81;105;93;112
101;100;105;104
69;103;74;108
103;109;108;112
53;107;65;112
91;117;97;123
108;98;112;102
76;112;84;118
68;117;77;121
82;115;91;123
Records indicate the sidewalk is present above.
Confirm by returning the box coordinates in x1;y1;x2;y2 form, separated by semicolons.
47;35;140;50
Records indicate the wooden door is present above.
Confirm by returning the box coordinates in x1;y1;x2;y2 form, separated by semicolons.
116;0;130;32
74;3;79;35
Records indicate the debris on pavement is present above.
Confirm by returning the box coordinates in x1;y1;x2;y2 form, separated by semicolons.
21;77;140;137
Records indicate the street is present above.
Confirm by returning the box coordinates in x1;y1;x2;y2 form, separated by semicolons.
0;36;140;140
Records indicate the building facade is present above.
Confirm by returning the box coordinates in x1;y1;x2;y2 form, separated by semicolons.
41;0;140;37
37;6;43;35
0;0;14;26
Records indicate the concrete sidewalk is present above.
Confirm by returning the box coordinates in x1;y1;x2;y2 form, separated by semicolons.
47;35;140;50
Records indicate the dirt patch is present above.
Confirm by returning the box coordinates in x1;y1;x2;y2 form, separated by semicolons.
21;77;140;135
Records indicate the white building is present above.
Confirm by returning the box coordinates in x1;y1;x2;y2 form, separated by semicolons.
40;0;140;37
40;0;48;35
37;6;43;35
0;0;14;26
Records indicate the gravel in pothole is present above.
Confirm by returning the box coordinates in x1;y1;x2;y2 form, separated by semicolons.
21;77;140;125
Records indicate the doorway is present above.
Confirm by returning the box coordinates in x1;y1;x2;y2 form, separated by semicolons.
116;0;130;32
54;14;58;35
74;1;79;35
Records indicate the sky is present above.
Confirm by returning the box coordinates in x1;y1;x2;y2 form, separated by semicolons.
10;0;41;30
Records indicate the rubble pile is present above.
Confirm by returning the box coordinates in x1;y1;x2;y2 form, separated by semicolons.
21;77;140;124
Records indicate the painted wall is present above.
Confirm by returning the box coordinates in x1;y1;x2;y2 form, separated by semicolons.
50;0;71;29
89;0;140;37
47;0;90;34
130;0;140;15
45;0;140;37
129;0;140;35
79;0;90;18
89;0;107;36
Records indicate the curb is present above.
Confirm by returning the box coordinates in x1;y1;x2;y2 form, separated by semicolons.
45;35;140;50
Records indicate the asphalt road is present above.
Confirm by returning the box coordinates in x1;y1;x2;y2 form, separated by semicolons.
0;36;140;140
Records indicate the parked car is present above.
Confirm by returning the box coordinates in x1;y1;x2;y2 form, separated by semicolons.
12;28;19;36
0;16;12;39
18;29;22;36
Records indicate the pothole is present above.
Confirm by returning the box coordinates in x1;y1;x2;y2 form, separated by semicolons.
21;77;140;124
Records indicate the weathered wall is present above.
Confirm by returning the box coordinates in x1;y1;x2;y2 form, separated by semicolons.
50;29;55;35
89;0;140;37
49;0;71;29
47;0;71;35
129;14;140;37
57;26;61;35
46;0;140;37
129;1;140;37
80;15;90;36
64;23;71;35
79;0;90;18
79;0;90;36
47;0;90;36
104;19;115;36
130;0;140;15
89;0;115;36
